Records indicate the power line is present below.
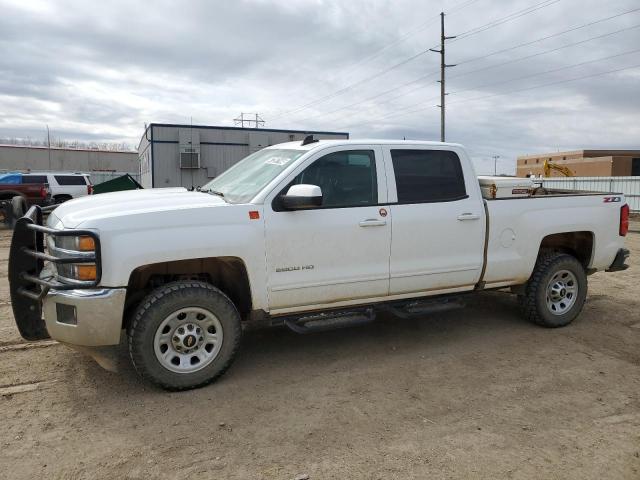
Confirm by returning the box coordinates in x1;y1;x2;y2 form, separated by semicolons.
455;6;640;67
447;62;640;106
448;47;640;96
336;55;640;129
269;0;482;120
324;0;482;86
271;0;560;122
449;23;640;80
269;48;432;121
291;9;640;125
302;71;439;122
349;60;640;126
451;0;561;43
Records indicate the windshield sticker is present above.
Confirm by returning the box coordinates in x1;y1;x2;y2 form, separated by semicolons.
265;156;292;166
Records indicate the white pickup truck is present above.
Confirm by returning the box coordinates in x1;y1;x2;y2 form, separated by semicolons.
9;139;630;390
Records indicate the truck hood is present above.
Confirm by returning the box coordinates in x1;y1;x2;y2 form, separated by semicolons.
50;188;227;228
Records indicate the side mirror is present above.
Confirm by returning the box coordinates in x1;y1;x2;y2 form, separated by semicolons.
281;184;323;210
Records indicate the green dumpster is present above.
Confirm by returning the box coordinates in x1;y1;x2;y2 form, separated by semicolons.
92;174;143;194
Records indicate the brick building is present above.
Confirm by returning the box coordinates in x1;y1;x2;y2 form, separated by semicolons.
516;150;640;177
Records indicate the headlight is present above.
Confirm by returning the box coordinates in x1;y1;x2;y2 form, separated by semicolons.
48;234;98;283
54;235;96;252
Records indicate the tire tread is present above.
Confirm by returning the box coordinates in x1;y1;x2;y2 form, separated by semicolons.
128;281;242;391
518;252;586;328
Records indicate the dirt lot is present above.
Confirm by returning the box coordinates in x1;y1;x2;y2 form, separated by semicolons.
0;228;638;480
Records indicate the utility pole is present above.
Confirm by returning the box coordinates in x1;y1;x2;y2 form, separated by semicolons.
493;155;500;175
233;113;265;128
430;12;456;142
46;124;51;170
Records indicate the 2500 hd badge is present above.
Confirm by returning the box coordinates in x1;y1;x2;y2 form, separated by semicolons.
275;265;315;273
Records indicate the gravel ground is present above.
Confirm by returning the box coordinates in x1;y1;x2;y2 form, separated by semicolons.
0;227;638;479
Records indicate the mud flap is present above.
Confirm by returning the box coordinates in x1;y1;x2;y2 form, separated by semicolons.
8;207;50;340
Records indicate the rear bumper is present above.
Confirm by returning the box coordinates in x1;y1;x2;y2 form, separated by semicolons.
43;288;126;346
606;248;630;272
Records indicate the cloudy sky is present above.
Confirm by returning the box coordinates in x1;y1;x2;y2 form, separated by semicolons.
1;0;639;173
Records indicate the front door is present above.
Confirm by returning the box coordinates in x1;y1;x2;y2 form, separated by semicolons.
264;146;390;311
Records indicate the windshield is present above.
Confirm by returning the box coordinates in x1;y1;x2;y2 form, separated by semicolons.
202;148;305;203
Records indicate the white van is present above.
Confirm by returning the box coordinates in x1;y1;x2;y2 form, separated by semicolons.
22;173;92;203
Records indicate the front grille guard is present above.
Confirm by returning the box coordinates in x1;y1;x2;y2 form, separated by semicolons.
8;205;102;340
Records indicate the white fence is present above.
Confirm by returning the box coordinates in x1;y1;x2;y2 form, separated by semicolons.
542;176;640;212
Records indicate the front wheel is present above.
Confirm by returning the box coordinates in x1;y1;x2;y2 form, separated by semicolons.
128;281;242;390
518;253;587;328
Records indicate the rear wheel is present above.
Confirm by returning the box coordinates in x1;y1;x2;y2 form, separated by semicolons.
518;252;587;328
128;281;242;390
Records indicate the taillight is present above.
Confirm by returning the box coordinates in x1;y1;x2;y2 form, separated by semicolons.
620;204;629;236
87;184;93;195
40;185;47;198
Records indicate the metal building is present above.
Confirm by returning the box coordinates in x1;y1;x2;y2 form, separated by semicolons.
138;123;349;189
0;144;138;173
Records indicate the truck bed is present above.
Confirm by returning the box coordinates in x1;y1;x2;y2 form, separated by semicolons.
482;190;625;288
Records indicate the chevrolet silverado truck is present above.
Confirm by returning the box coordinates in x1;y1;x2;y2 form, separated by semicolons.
9;139;630;390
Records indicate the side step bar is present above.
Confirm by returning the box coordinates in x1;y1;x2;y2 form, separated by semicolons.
378;296;466;319
278;295;466;334
283;308;375;334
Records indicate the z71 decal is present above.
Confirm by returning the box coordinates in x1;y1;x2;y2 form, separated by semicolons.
603;197;621;203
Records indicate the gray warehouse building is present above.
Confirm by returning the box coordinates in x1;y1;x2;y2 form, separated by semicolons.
0;144;138;173
138;123;349;188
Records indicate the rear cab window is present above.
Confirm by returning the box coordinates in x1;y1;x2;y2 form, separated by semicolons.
390;149;467;203
54;175;88;185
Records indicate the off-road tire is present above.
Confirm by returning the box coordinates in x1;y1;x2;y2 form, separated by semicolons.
11;195;26;216
128;281;242;390
518;252;587;328
10;196;27;228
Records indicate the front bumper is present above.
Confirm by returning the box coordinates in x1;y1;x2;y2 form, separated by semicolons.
42;288;126;346
8;204;107;343
606;248;630;272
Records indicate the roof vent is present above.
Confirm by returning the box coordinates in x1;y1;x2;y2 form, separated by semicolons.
301;135;319;146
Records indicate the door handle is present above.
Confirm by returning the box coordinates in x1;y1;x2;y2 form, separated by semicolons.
359;219;387;227
457;213;480;221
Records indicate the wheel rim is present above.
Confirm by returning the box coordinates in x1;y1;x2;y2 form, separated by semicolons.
153;307;223;373
545;269;578;315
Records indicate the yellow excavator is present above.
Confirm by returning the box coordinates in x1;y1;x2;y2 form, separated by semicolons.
543;158;573;177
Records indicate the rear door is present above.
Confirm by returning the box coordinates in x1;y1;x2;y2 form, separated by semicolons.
264;146;391;311
383;147;485;295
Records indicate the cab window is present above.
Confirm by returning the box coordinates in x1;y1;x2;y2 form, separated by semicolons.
391;149;467;203
291;150;377;208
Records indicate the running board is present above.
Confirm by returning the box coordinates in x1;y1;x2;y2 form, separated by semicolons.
277;295;466;334
282;308;375;334
379;296;466;319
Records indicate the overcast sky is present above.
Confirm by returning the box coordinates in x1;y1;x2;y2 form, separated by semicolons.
1;0;639;173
